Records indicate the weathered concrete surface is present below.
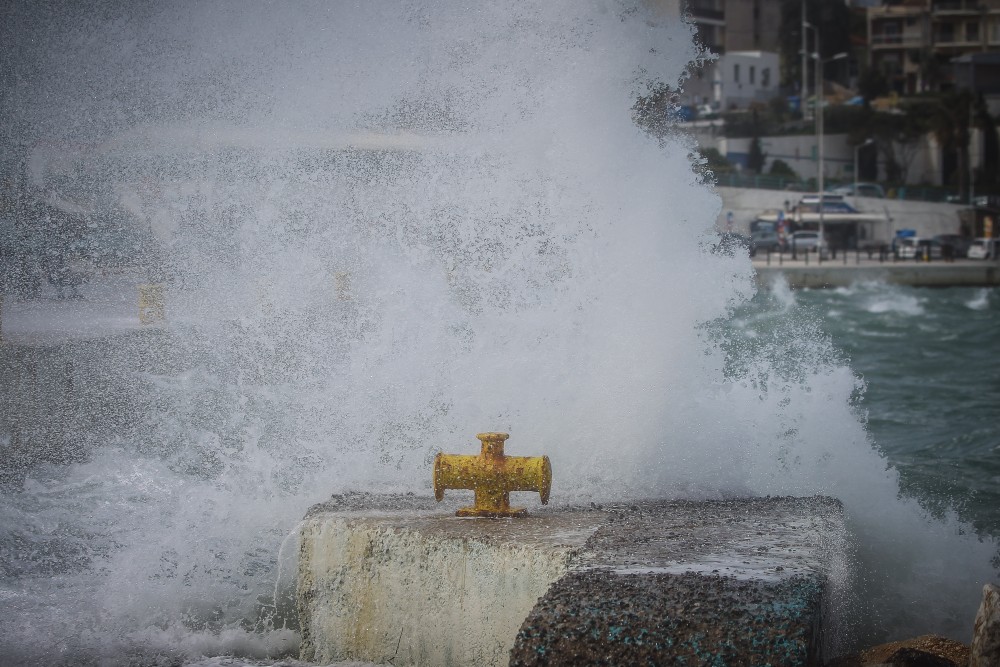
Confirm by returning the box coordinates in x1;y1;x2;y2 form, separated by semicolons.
297;493;605;666
297;494;848;667
511;496;848;667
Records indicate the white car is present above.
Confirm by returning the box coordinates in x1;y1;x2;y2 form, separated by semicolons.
790;231;829;257
829;182;886;199
967;238;1000;260
896;237;942;260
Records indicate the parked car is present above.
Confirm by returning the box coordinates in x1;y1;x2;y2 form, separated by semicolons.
789;230;828;257
932;234;970;258
896;237;942;260
749;221;781;253
967;237;1000;260
829;182;886;199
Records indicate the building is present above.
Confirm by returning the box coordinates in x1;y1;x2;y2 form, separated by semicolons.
686;0;783;53
684;51;781;111
867;0;1000;94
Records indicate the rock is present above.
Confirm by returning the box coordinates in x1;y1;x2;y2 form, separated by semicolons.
971;583;1000;667
828;635;970;667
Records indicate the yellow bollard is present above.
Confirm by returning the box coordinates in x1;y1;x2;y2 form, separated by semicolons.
334;271;351;301
138;283;165;325
433;432;551;518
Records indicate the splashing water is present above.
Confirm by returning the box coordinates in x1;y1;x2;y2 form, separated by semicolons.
1;1;996;664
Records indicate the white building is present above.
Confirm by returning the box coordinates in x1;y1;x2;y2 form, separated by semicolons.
685;51;780;112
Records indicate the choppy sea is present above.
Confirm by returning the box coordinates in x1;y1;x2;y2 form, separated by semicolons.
729;281;1000;539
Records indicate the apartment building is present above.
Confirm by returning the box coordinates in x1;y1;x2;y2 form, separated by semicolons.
868;0;1000;93
687;0;783;53
683;0;783;111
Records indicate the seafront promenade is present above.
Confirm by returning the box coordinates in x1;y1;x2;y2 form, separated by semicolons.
752;252;1000;288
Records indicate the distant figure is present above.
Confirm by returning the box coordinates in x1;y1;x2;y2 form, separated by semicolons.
942;243;955;263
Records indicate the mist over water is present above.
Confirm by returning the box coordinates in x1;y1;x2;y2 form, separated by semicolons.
1;1;997;664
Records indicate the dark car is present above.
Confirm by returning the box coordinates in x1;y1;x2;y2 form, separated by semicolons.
932;234;970;258
749;221;781;253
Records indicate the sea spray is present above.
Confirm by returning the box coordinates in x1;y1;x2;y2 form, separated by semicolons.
1;1;996;664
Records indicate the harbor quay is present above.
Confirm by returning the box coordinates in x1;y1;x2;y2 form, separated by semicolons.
752;253;1000;289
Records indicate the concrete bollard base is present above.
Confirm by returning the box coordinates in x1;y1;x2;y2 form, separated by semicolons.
296;494;848;667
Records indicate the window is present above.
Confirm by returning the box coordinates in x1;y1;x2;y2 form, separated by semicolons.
734;63;740;83
762;67;770;87
750;65;756;85
966;21;979;42
937;23;955;43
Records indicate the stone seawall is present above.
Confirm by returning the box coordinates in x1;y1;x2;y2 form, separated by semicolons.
753;256;1000;289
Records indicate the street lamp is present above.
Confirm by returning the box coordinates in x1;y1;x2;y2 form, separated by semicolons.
854;137;875;206
801;1;810;121
807;31;848;259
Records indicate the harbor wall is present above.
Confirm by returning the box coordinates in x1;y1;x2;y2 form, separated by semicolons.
715;187;966;241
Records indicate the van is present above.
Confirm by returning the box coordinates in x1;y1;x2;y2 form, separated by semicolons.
967;238;1000;260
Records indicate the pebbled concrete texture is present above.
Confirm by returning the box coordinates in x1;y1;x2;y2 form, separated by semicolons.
296;494;848;667
510;570;823;667
511;496;848;667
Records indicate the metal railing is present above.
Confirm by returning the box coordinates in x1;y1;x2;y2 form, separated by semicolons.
714;172;965;204
752;243;971;265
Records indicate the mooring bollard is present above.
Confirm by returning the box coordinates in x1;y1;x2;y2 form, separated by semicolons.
138;284;165;325
434;432;551;517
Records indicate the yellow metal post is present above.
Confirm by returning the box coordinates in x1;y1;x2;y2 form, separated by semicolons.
433;432;551;518
138;284;165;325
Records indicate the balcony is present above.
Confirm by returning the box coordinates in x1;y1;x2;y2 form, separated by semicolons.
932;0;983;14
686;0;724;22
870;33;927;48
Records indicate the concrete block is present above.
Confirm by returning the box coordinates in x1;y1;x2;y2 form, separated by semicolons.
297;493;605;666
512;496;848;667
296;494;848;667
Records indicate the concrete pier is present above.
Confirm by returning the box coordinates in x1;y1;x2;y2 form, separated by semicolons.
753;255;1000;289
296;494;848;667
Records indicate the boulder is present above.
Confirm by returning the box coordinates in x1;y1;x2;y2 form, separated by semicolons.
971;583;1000;667
828;635;969;667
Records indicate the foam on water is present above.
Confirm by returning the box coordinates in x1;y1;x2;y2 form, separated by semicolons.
2;1;997;664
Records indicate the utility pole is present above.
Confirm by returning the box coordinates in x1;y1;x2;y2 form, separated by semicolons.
801;0;809;121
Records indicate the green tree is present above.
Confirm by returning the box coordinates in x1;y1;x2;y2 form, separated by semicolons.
769;159;798;180
849;103;931;185
974;94;999;193
857;68;889;108
747;136;766;174
930;91;973;197
779;0;853;91
697;147;733;180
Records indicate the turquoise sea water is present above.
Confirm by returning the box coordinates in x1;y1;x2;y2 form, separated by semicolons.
728;282;1000;543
